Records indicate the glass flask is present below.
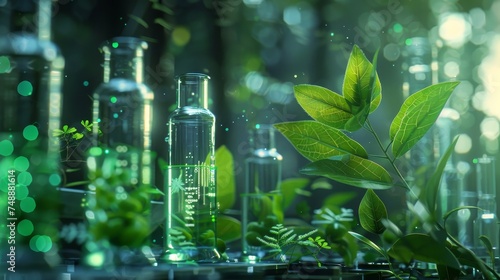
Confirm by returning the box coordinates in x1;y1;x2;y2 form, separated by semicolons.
0;0;64;271
241;124;283;262
473;155;498;263
164;73;218;262
92;36;155;186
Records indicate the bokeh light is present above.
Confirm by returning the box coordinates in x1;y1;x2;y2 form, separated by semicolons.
438;13;471;48
15;185;29;200
172;26;190;47
18;219;34;236
0;140;14;156
29;235;53;253
455;133;473;154
480;117;500;140
23;125;39;141
14;156;30;171
20;197;36;213
0;56;10;73
17;80;33;96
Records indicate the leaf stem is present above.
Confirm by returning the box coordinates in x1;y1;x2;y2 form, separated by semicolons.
365;120;413;194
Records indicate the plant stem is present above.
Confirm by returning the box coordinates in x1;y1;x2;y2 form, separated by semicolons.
365;120;418;199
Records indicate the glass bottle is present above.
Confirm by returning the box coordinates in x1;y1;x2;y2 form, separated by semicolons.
0;0;64;271
473;155;498;264
91;36;155;186
164;73;218;262
403;37;434;232
241;124;283;262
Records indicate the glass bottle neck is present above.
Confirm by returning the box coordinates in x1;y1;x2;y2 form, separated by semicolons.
0;0;52;40
476;155;496;197
176;73;210;108
250;125;276;152
102;37;147;83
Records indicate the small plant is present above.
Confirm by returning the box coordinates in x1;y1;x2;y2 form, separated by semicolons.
256;224;332;266
53;120;101;186
274;44;498;279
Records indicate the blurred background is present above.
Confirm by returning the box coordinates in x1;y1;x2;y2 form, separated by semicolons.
51;0;499;213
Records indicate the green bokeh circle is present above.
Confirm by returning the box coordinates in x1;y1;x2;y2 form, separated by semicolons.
17;80;33;96
15;185;29;200
0;140;14;156
18;219;34;236
20;197;36;213
23;125;39;141
14;156;30;171
17;172;33;186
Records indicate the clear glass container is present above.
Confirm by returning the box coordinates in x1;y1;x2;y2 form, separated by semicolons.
241;124;283;262
92;36;155;186
0;0;64;270
473;155;498;263
164;73;218;262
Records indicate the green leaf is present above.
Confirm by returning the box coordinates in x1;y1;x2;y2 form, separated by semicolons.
300;156;393;190
359;189;387;234
443;206;479;225
81;120;93;131
154;18;173;30
390;81;460;158
215;145;236;211
128;14;149;28
479;235;496;265
387;233;461;269
152;2;174;15
294;84;353;129
52;129;64;137
274;121;368;161
436;264;461;280
343;45;382;131
321;192;357;212
280;178;310;210
217;215;241;243
448;244;498;280
348;231;387;259
421;136;459;215
157;157;168;172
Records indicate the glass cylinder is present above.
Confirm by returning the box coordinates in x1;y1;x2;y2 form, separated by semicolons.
92;36;155;186
473;155;498;263
0;0;64;271
241;124;283;262
164;73;218;262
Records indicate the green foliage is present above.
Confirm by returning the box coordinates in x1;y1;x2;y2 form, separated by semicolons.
215;145;236;211
359;189;387;235
274;121;368;161
280;177;310;210
301;156;393;190
390;81;459;158
275;44;498;279
256;224;330;266
54;120;101;186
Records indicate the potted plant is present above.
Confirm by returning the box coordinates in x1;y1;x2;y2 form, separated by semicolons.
273;44;498;279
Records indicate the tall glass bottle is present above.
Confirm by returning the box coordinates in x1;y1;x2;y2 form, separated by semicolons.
473;155;498;264
92;37;155;186
241;124;283;262
164;73;218;262
403;37;434;232
0;0;64;271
